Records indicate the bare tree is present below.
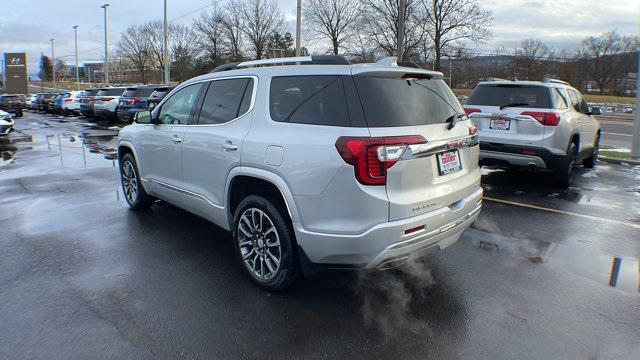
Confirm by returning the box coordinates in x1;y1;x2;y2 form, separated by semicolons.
144;21;167;81
236;0;284;60
171;24;198;82
304;0;360;55
117;24;152;83
578;31;639;93
513;38;549;80
193;7;227;64
421;0;493;70
360;0;425;59
222;2;245;61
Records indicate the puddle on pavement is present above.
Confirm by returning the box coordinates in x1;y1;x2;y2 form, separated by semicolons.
472;232;640;296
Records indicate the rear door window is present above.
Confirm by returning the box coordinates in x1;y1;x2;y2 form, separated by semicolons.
122;87;155;97
467;85;550;109
353;77;462;127
269;76;351;127
198;78;253;125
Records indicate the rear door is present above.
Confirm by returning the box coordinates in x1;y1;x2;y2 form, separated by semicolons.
568;89;595;152
352;73;480;221
464;84;552;148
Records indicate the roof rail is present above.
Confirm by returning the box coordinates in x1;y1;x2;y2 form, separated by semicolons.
210;55;351;72
543;77;569;85
485;77;508;82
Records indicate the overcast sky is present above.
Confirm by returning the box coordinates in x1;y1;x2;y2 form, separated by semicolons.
0;0;637;75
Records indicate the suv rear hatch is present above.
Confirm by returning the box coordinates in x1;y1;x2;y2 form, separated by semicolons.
119;87;156;109
347;69;480;221
464;84;560;148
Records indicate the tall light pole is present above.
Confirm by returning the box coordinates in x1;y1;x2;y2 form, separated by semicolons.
632;50;640;159
73;25;80;89
50;38;56;87
397;0;406;61
295;0;301;57
163;0;170;84
101;3;110;85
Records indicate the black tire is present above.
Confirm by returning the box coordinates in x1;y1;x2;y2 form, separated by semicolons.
555;142;577;189
232;195;301;291
119;153;155;210
17;110;23;117
583;134;600;169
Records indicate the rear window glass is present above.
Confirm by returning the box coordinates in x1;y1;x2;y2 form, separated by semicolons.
97;88;125;96
353;77;462;127
269;76;351;127
467;85;550;108
122;87;155;97
83;89;99;96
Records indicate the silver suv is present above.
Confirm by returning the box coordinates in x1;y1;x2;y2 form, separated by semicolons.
117;56;482;290
463;79;601;187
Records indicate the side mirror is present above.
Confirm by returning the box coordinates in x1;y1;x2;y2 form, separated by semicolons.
589;106;601;116
134;110;152;124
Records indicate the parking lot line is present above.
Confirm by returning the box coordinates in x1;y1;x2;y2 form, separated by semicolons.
483;196;640;230
603;132;632;137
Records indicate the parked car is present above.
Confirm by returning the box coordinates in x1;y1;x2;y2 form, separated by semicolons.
116;85;159;123
78;88;99;117
463;78;601;188
147;86;174;110
0;110;15;136
0;94;23;117
25;94;38;110
117;56;482;290
54;92;71;114
44;93;62;113
60;91;82;116
94;87;126;121
40;93;57;112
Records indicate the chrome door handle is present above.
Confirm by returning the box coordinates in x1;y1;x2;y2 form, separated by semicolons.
221;141;238;151
171;136;182;143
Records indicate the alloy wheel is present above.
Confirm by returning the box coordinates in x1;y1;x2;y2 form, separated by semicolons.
237;208;282;280
121;160;139;204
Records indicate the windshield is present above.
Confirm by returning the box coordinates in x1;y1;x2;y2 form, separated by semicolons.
353;77;463;127
467;84;550;108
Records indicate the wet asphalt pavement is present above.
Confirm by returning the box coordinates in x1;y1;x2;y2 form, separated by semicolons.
1;111;639;359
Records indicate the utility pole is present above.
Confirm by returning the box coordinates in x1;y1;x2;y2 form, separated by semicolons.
632;50;640;159
295;0;301;57
397;0;406;61
101;3;110;85
164;0;170;85
50;38;56;88
73;25;80;89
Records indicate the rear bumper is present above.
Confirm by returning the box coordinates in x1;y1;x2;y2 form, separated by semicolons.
479;143;566;170
295;187;483;269
95;109;117;119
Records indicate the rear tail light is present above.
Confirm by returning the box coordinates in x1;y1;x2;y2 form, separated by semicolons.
64;99;72;102
521;111;560;126
98;97;114;102
131;98;141;105
335;135;426;186
464;108;481;116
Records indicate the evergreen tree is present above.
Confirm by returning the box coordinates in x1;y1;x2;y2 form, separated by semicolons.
39;55;53;81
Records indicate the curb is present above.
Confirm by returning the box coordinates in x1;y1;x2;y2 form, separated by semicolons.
598;156;640;165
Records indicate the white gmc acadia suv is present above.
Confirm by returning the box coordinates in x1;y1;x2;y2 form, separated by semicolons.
463;79;601;187
117;56;482;290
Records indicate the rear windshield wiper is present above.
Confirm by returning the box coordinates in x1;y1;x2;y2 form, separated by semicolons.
499;102;529;110
446;113;466;130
